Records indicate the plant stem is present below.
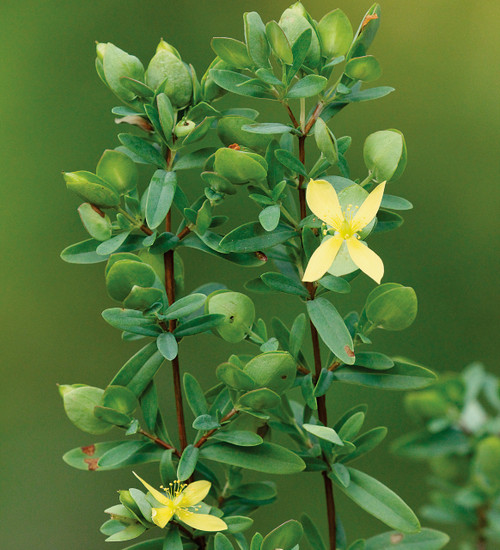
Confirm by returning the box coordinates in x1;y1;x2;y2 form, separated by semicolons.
476;505;488;550
138;429;181;457
294;101;337;550
164;179;188;452
194;408;239;448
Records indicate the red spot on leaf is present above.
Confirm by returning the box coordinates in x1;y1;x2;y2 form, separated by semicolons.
228;143;240;150
81;444;96;456
84;458;99;471
344;345;355;358
255;251;268;261
390;533;404;544
361;14;379;31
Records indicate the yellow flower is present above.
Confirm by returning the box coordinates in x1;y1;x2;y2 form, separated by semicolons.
133;473;227;532
302;179;386;284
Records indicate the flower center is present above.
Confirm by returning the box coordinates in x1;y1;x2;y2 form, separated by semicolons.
160;480;186;503
339;204;359;239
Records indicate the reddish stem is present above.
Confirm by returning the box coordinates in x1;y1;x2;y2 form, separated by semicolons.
194;409;239;448
139;429;181;457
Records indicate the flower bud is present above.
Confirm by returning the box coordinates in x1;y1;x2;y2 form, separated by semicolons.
156;39;182;59
95;42;107;62
206;290;255;343
105;259;157;302
363;129;407;182
174;120;196;138
243;351;296;394
217;116;273;154
145;50;192;108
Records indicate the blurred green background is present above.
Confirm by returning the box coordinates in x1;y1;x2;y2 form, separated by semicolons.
1;0;498;548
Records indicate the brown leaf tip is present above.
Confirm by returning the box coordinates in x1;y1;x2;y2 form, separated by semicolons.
361;14;379;31
344;345;355;358
228;143;241;150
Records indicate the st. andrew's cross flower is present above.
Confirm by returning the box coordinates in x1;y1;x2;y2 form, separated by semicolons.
133;473;227;532
302;179;386;284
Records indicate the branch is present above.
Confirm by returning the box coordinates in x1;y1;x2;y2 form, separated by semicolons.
194;409;239;448
138;429;181;458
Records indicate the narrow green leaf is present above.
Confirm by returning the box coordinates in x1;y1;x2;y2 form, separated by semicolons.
307;298;355;365
286;75;327;98
261;272;309;297
177;444;199;481
146;170;177;230
364;528;450;549
275;148;308;177
303;424;343;445
244;12;270;68
183;373;209;417
118;134;166;168
220;222;297;253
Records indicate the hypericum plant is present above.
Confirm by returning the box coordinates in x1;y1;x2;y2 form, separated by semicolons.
393;363;500;549
59;2;451;550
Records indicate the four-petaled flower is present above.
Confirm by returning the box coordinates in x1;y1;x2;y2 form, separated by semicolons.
133;472;227;532
302;179;386;284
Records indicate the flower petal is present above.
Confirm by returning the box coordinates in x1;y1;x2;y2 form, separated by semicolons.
175;509;228;532
346;237;384;284
306;179;343;229
351;181;386;232
303;235;343;282
132;472;169;506
151;506;174;528
179;480;211;508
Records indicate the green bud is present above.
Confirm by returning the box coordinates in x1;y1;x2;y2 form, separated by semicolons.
243;351;296;394
279;5;321;69
217;116;273;154
214;147;268;184
174;120;196;138
364;129;407;183
156;39;182;59
95;42;107;62
64;171;120;208
364;283;418;331
96;149;138;195
206;290;255;343
145;50;192;108
61;385;112;435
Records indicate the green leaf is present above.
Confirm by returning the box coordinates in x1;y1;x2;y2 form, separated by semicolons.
64;171;120;207
105;523;147;542
156;93;174;139
262;520;303;550
318;9;353;58
364;529;450;549
303;423;343;445
63;440;163;471
183;373;209;417
289;313;307;358
220;222;297;253
120;539;165;550
163;293;207;320
145;170;176;230
364;129;407;183
259;204;281;232
156;332;178;361
314;118;338;164
266;21;293;64
77;203;112;241
391;428;469;459
239;388;281;411
345;56;381;82
381;195;413;210
118;134;166;168
301;513;326;550
341;427;388;463
217;362;257;391
243;123;292;135
96;231;132;256
200;441;305;474
286;75;327;98
102;308;161;337
210;69;274;99
261;272;308;297
224;516;255;534
211;430;263;447
173;314;225;337
307;298;355;365
244;12;270;68
363;283;417;331
345;86;394;103
274;149;308;177
177;444;199;481
212;37;253;69
214;147;268;184
318;274;351;294
181;233;267;267
99;440;152;468
62;386;111;435
123;286;164;311
61;239;109;264
96;149;138;194
338;411;365;441
333;360;437;391
214;533;234;550
338;467;420;533
355;352;394;371
287;28;312;81
174;147;217;171
162;528;182;550
106;259;157;302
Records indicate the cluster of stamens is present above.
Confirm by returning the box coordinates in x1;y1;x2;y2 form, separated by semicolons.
160;480;187;500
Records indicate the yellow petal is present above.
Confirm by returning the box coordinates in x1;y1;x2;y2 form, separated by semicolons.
175;509;228;532
346;237;384;284
351;181;386;232
151;506;174;528
303;235;343;282
132;472;169;506
306;179;343;229
178;480;211;508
